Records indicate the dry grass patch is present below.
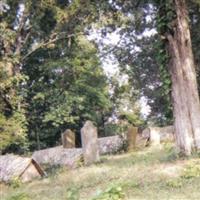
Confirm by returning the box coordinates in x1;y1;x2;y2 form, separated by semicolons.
2;145;200;200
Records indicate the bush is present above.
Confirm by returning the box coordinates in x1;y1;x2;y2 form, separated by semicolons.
103;123;128;137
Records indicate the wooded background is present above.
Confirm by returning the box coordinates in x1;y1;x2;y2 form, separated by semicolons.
0;0;200;155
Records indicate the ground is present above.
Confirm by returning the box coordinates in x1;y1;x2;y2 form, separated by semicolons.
1;144;200;200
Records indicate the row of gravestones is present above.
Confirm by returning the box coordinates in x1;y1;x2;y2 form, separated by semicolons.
62;121;138;165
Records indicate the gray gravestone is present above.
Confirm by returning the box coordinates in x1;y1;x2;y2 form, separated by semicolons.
62;129;75;148
81;121;100;165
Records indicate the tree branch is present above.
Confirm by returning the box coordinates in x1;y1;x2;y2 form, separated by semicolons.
21;32;83;61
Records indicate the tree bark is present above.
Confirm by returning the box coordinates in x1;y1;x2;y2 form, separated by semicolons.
167;0;200;155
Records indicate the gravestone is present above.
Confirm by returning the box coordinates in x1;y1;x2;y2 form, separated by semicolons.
61;129;75;148
142;126;174;147
141;128;151;146
98;135;124;155
150;127;161;146
81;121;100;165
127;126;138;151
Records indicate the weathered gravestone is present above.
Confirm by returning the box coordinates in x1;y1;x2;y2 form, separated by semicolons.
141;126;174;147
98;135;125;154
149;127;161;146
127;126;138;151
61;129;75;148
141;127;161;147
81;121;100;165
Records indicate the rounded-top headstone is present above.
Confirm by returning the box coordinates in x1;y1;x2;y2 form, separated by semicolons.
81;121;100;165
61;129;75;148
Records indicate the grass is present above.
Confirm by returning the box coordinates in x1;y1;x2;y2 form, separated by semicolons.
1;144;200;200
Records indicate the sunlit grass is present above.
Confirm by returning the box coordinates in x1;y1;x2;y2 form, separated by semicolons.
2;144;200;200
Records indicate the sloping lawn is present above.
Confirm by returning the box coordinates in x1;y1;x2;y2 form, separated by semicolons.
1;145;200;200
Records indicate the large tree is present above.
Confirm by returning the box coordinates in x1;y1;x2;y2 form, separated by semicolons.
162;0;200;154
25;35;111;150
0;0;109;152
95;0;200;155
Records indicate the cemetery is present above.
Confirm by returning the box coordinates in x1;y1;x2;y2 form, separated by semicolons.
0;120;175;181
1;119;200;200
1;0;200;199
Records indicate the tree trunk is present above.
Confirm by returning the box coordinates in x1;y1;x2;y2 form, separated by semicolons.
167;0;200;155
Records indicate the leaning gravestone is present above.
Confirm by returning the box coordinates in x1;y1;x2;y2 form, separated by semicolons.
127;126;138;151
62;129;75;148
81;121;100;165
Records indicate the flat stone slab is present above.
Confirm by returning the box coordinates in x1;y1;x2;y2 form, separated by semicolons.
98;135;124;155
32;135;126;167
32;146;83;168
0;154;44;183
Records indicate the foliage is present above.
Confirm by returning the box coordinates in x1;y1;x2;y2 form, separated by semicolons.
24;35;112;149
7;193;30;200
166;178;183;188
182;162;200;179
119;111;144;126
189;1;200;94
95;0;200;128
103;123;128;136
1;0;200;153
93;1;174;125
9;177;22;189
66;187;80;200
93;185;125;200
3;146;200;200
0;60;28;152
0;113;27;152
158;142;178;162
0;0;113;151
